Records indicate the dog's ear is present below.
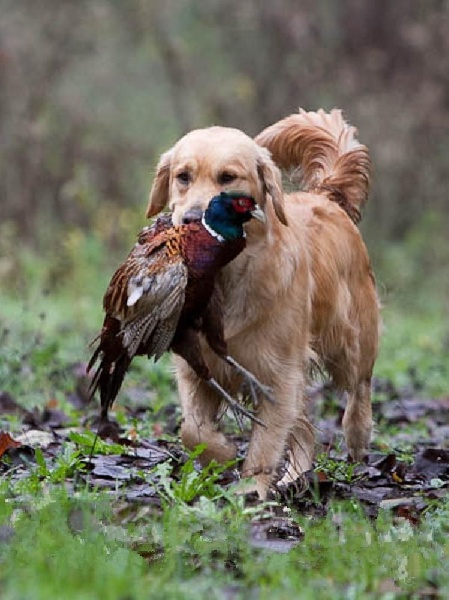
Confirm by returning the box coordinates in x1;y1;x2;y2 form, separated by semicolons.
256;147;287;226
146;149;172;218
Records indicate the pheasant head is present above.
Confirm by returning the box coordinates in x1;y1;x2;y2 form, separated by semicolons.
202;191;265;241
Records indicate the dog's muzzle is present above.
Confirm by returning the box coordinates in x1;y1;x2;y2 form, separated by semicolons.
182;207;204;224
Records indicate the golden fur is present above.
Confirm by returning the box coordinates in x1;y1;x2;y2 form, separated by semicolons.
146;109;379;498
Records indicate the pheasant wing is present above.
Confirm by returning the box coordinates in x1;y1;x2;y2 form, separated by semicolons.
87;219;186;416
120;256;188;359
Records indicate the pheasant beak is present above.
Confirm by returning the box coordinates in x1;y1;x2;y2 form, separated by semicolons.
250;204;266;223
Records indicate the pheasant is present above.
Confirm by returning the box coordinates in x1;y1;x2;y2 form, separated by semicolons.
87;191;273;429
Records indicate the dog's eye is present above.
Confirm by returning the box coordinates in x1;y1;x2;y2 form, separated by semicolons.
176;171;190;184
218;171;237;185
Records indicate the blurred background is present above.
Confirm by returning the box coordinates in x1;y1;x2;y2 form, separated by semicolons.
0;0;448;401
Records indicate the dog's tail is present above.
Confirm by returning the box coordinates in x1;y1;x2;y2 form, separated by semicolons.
254;109;371;224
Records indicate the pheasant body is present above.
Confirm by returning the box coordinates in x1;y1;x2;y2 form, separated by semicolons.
88;192;270;424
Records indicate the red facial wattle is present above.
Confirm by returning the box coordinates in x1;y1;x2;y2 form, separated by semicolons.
231;197;256;213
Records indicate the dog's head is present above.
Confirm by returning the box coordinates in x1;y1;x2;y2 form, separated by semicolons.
146;126;287;227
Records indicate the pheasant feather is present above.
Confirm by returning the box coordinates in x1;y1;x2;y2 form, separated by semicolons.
88;192;273;427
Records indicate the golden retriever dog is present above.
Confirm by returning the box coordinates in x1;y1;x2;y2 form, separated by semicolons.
146;108;379;498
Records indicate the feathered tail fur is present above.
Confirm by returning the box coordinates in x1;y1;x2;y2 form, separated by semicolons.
254;109;371;224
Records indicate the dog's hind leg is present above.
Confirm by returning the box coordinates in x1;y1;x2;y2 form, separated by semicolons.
330;319;377;463
342;377;373;462
340;286;379;462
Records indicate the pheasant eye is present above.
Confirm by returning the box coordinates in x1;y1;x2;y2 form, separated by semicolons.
233;196;254;212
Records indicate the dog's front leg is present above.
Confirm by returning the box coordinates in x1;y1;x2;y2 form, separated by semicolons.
174;356;238;465
241;374;312;498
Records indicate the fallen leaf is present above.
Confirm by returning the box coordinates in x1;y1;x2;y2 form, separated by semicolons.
392;472;404;484
371;453;397;473
396;505;421;526
16;430;54;448
379;497;418;510
250;516;303;553
0;431;22;458
97;419;122;442
131;446;171;465
90;455;134;480
125;485;158;502
0;392;27;416
351;486;395;505
412;448;449;481
46;397;59;409
23;407;69;428
315;470;330;482
152;423;164;437
127;426;138;441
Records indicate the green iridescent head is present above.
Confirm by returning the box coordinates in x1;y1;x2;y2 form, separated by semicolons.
203;191;265;240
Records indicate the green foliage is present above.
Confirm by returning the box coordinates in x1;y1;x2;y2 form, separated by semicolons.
314;453;360;484
375;305;449;398
34;444;86;483
0;319;78;410
0;489;149;600
68;430;128;456
2;482;449;599
373;212;449;314
155;445;236;505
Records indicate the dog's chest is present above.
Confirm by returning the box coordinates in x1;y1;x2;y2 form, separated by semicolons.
216;261;266;339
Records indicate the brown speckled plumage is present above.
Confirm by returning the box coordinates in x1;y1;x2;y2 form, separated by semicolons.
88;193;271;427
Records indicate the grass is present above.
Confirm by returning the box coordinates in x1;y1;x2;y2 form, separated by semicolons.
1;483;449;599
376;305;449;398
1;230;449;599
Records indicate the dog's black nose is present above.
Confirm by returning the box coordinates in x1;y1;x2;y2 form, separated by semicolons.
182;207;203;224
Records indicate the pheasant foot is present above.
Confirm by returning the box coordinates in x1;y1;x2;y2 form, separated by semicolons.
224;355;275;406
207;378;266;428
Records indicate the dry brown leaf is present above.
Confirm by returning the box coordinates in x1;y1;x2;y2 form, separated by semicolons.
0;431;22;458
46;397;59;409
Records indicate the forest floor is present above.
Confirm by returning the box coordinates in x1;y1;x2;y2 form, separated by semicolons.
1;294;449;599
